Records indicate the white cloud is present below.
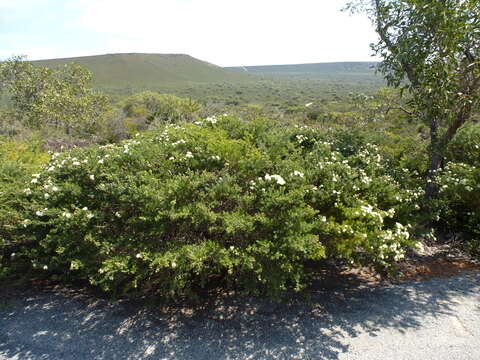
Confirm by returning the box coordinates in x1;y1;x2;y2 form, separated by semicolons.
3;0;379;66
70;0;378;66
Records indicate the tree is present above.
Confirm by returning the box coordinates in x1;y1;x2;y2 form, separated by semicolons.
0;56;110;135
346;0;480;197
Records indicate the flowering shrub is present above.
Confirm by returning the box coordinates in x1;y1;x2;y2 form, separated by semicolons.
436;162;480;240
0;138;49;277
435;124;480;251
2;117;420;298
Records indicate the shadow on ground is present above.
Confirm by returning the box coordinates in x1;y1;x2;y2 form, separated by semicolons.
1;269;479;360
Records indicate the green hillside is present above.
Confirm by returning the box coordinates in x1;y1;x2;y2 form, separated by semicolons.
31;55;385;104
33;53;254;93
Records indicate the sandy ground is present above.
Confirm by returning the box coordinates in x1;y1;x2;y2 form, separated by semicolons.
1;267;479;360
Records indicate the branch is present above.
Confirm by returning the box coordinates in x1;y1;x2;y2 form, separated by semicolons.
374;0;420;87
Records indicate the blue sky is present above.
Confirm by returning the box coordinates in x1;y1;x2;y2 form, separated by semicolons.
1;0;379;66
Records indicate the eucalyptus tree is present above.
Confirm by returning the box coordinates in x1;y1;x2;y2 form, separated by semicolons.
0;56;110;135
346;0;480;197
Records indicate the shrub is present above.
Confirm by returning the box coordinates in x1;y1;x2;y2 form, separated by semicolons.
0;138;49;277
436;162;480;240
435;124;480;248
2;116;420;298
120;92;202;132
446;123;480;167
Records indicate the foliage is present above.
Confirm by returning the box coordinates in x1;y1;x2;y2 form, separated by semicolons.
1;117;420;298
0;57;111;136
436;162;480;240
446;122;480;167
430;126;480;251
436;124;480;241
0;138;49;277
119;91;202;132
347;0;480;197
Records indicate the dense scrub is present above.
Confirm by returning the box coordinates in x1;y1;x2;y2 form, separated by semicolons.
435;124;480;253
1;116;422;298
0;138;49;277
1;58;478;297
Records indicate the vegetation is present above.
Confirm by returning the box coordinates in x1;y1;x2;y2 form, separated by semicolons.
0;56;111;139
33;53;254;93
30;54;386;109
347;0;480;198
227;62;381;81
1;117;421;298
1;0;479;299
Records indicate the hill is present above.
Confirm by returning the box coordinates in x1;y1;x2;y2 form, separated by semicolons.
33;53;254;93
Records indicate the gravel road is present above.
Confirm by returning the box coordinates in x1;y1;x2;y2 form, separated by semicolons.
1;271;479;360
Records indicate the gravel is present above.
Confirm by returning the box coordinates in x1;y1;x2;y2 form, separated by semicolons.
1;271;479;360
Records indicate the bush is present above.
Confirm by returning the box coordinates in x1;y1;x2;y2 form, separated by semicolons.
436;162;480;240
2;116;420;298
120;92;202;133
435;124;480;249
0;138;49;277
446;123;480;167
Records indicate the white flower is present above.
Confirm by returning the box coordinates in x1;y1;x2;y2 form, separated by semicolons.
98;159;104;164
51;186;59;192
169;157;175;161
43;265;48;270
24;188;32;195
44;193;50;199
135;253;142;259
265;174;286;185
62;211;72;218
31;178;38;184
89;174;95;181
115;212;122;218
32;174;40;178
47;166;55;172
171;261;177;268
291;170;304;178
82;207;88;211
86;213;94;219
36;210;44;216
185;152;194;159
205;116;218;124
11;252;15;257
73;161;80;166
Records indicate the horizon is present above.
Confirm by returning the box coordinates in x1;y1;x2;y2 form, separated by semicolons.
30;52;380;68
1;0;380;67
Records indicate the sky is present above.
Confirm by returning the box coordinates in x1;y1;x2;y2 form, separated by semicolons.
0;0;379;67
